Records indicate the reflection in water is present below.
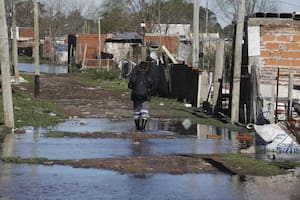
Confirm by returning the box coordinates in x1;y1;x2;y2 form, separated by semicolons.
2;119;253;159
18;63;68;74
0;164;299;200
2;134;14;157
131;140;151;156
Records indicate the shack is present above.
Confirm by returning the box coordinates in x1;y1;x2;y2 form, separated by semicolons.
240;13;300;123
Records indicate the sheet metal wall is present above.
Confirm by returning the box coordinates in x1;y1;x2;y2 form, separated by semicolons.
154;64;198;106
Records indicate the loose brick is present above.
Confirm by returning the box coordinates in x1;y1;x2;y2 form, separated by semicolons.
266;43;279;50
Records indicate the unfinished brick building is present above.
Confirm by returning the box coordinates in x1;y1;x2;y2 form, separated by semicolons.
248;16;300;86
245;14;300;122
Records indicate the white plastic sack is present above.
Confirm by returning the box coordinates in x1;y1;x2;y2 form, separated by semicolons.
254;124;283;143
254;123;300;152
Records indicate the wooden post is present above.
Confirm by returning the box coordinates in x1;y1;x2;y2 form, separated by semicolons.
0;0;15;128
69;44;73;72
197;72;202;108
78;43;82;64
250;65;257;123
270;72;276;123
212;39;225;113
33;0;40;97
98;18;101;70
12;0;19;84
106;59;109;72
81;43;87;69
231;0;246;123
287;72;294;121
275;68;280;123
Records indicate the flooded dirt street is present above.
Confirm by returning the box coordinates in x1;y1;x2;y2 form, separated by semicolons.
1;119;300;199
1;73;299;199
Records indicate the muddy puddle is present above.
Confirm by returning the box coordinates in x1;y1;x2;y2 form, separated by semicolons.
1;118;300;199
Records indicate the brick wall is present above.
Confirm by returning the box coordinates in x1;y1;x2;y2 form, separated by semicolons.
19;27;34;39
259;23;300;85
145;35;179;54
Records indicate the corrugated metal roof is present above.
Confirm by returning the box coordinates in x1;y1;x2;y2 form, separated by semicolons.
105;32;143;43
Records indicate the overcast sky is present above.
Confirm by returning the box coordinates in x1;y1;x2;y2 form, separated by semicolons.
89;0;300;27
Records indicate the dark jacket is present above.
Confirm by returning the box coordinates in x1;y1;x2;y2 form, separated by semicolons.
128;67;153;101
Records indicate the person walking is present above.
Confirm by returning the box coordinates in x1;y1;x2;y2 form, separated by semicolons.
128;61;153;132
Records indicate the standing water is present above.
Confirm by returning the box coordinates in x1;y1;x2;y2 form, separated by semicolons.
0;119;299;199
18;63;68;74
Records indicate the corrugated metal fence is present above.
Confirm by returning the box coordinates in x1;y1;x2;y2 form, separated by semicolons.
152;63;199;106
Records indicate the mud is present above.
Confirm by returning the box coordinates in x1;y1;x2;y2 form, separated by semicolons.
55;131;174;139
52;154;227;175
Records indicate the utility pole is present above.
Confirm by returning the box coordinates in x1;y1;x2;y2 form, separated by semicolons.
0;0;15;128
231;0;246;123
212;39;225;113
192;0;200;68
33;0;40;97
12;0;19;84
205;0;208;34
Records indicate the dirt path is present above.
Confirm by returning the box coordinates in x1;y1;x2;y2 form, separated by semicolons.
16;74;133;119
52;154;232;175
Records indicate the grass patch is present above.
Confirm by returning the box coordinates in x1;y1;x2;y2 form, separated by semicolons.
272;160;300;170
44;131;65;138
209;153;287;176
2;156;48;164
0;90;65;128
77;68;128;90
19;73;34;86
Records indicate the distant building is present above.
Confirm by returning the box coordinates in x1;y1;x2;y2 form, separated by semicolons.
17;27;34;41
14;27;34;56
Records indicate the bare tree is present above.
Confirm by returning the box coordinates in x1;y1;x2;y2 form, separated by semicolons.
100;0;221;33
216;0;277;24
